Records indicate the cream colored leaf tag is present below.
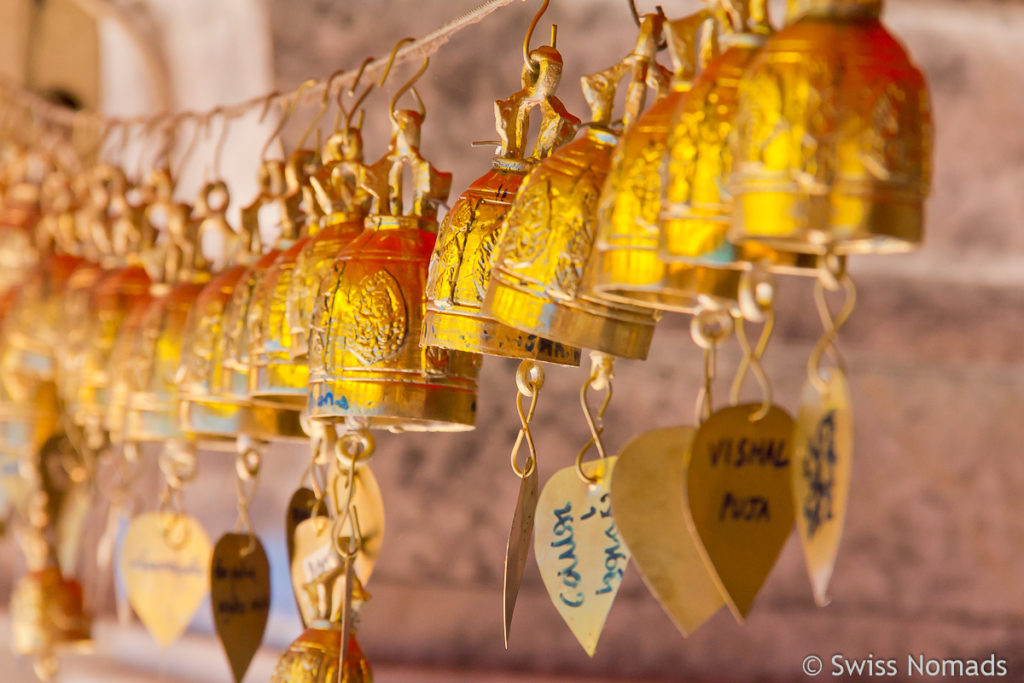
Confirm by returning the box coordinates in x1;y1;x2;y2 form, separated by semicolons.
534;457;629;657
327;462;385;584
286;487;322;627
290;516;338;627
503;466;538;648
211;533;271;683
611;427;723;636
120;512;212;647
687;404;795;620
792;369;853;606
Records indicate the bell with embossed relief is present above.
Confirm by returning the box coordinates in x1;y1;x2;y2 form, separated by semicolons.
589;11;717;313
730;0;931;254
246;147;322;408
482;14;667;358
178;162;304;443
422;41;580;365
11;567;93;660
119;182;232;443
310;60;480;431
651;0;821;313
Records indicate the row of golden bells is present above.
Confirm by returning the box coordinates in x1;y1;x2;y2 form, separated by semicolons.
0;0;929;678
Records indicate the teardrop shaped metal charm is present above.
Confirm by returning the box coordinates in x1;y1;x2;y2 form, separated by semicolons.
120;512;211;647
610;426;723;636
210;533;271;682
503;465;538;648
687;404;795;620
792;368;853;606
533;457;629;657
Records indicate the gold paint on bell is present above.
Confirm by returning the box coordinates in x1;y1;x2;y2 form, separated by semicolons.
482;15;667;359
310;71;480;431
423;42;581;364
247;149;322;407
11;567;92;657
589;11;719;313
730;0;931;254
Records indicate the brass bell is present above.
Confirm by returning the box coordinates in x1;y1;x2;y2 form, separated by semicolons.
589;11;715;312
654;0;821;313
289;95;373;361
205;160;306;441
422;38;581;365
482;14;666;358
309;59;480;431
272;573;372;683
247;148;321;407
730;0;932;254
11;566;92;657
120;182;226;442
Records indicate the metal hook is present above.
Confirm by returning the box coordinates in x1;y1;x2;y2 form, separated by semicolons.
296;72;343;151
340;57;375;130
205;107;232;181
258;89;292;162
627;0;669;50
173;113;203;182
378;37;415;87
378;37;429;123
522;0;550;74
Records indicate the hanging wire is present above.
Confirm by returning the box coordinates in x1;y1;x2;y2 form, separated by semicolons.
510;360;544;478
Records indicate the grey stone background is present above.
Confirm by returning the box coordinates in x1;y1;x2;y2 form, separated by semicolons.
5;1;1024;681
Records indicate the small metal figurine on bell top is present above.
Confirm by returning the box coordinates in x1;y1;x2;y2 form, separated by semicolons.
730;0;932;254
482;12;667;359
309;50;480;432
422;20;581;365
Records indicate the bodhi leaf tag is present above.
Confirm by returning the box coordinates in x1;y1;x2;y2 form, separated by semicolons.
327;461;385;582
610;427;723;637
211;533;271;683
534;457;629;657
286;487;323;626
687;404;795;620
503;465;538;647
120;512;212;647
792;368;853;607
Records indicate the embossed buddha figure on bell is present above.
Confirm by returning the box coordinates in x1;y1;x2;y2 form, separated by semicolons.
482;14;669;359
310;82;480;431
729;0;932;255
422;43;581;365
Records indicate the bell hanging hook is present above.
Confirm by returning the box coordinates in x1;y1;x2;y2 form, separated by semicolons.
522;0;552;74
339;56;375;131
378;37;428;124
627;0;669;50
296;71;343;151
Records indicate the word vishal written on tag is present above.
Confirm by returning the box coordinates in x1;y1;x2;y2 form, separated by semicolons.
302;542;341;583
550;493;627;608
708;436;789;523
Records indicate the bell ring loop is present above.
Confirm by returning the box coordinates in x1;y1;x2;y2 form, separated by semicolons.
738;265;776;324
336;429;375;467
690;307;734;350
515;360;545;398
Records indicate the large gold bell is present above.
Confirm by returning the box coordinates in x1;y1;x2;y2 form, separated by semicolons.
310;98;480;431
730;0;931;254
423;44;581;365
483;15;666;358
272;628;372;683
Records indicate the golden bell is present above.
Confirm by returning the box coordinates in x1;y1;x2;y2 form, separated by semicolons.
289;126;372;360
651;1;822;313
589;11;716;313
120;182;231;443
422;43;581;365
11;566;92;657
482;14;666;359
730;0;931;254
310;86;480;431
272;571;372;683
247;149;321;407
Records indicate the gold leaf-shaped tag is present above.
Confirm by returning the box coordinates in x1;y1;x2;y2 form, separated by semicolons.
327;462;385;583
687;404;795;620
290;516;337;627
120;512;212;647
286;487;322;627
611;427;723;637
534;457;629;657
792;369;853;607
56;483;90;576
211;533;271;683
503;466;538;648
